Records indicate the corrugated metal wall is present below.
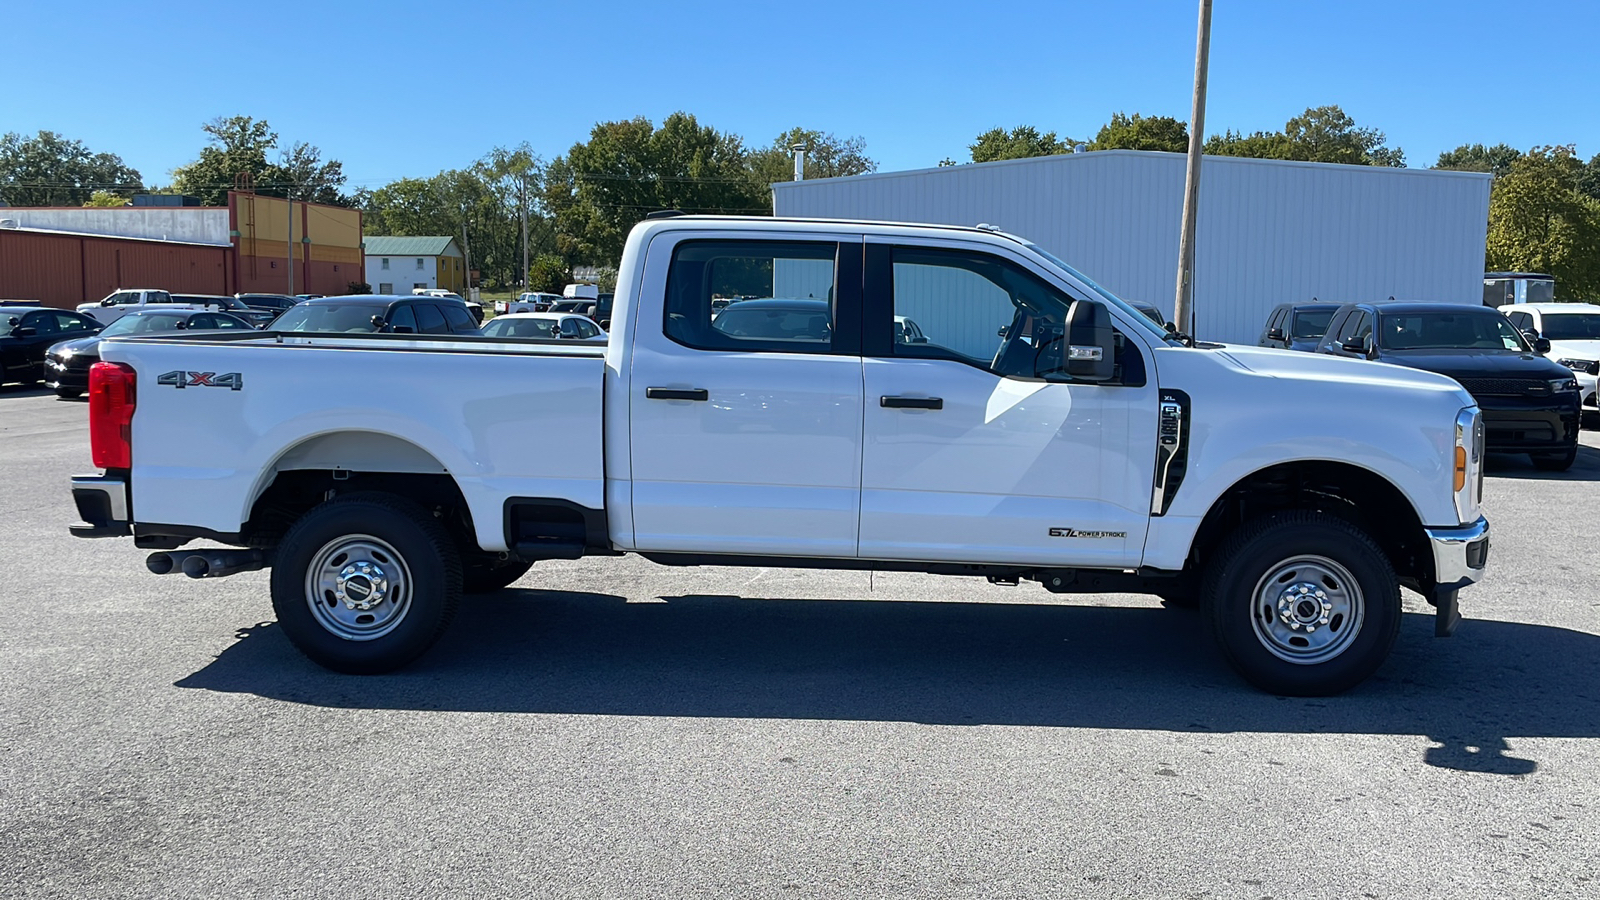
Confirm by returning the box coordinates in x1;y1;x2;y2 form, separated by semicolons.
0;229;230;308
772;151;1492;344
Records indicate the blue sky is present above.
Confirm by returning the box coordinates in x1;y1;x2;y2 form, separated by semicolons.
7;0;1597;189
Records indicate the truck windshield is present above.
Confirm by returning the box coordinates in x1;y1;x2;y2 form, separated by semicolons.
1538;313;1600;341
101;314;188;336
1291;310;1335;339
1018;241;1176;344
1378;312;1528;351
271;303;386;333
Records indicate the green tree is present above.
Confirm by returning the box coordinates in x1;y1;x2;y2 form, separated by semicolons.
1203;106;1403;166
527;254;569;294
0;130;142;206
969;126;1074;163
83;190;130;207
172;116;348;206
1485;146;1600;300
747;127;877;185
544;113;766;266
1577;152;1600;202
1091;113;1189;153
1435;143;1523;178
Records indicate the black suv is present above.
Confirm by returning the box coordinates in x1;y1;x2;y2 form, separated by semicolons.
267;295;480;335
1317;302;1580;470
1259;302;1340;351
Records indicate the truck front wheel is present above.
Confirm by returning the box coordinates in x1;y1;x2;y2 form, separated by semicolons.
270;493;463;674
1202;510;1400;696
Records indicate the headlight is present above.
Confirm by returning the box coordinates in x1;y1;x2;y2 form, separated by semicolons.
56;346;74;360
1549;377;1579;393
1454;407;1483;525
1556;358;1600;376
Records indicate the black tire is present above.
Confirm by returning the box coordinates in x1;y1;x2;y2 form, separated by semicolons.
270;493;462;674
55;388;82;399
1531;446;1577;472
462;553;533;594
1201;510;1400;696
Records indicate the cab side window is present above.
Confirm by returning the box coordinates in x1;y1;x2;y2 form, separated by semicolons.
440;304;476;333
413;304;449;334
386;305;417;333
888;245;1142;385
1506;311;1533;332
665;240;841;354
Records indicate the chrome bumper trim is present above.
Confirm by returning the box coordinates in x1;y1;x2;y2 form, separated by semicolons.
1424;516;1489;588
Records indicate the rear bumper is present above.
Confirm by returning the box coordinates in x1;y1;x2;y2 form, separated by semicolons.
70;474;130;537
1423;516;1490;637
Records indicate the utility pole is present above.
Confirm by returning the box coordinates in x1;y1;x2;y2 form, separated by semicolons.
1173;0;1213;338
520;177;529;294
792;143;807;181
286;196;294;295
462;221;472;298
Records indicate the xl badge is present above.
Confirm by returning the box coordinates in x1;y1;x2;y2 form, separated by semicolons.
157;370;243;391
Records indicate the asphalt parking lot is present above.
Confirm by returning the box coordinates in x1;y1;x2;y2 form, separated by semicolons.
3;385;1599;899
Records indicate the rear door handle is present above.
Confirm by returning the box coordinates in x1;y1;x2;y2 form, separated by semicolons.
881;395;943;410
646;387;709;401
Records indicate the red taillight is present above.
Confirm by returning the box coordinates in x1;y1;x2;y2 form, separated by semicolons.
89;362;136;469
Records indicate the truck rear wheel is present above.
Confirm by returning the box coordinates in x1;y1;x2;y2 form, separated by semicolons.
1202;510;1400;696
270;493;462;674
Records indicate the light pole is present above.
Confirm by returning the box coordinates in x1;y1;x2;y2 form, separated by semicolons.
1173;0;1213;338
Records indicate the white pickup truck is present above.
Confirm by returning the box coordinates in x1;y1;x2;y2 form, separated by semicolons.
69;216;1490;695
77;289;224;326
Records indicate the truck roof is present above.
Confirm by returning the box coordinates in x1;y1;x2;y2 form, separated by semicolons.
635;215;1033;246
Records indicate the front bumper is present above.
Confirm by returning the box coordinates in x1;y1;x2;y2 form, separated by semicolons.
70;474;130;538
1423;516;1490;637
1477;398;1580;453
44;357;92;391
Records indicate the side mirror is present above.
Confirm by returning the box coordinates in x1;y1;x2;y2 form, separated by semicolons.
1535;337;1551;354
1266;327;1285;342
910;335;928;344
1061;300;1115;382
1341;338;1365;354
371;315;387;330
6;316;18;329
101;299;115;307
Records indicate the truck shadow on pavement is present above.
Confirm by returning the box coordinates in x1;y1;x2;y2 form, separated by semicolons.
177;592;1599;776
1487;445;1600;482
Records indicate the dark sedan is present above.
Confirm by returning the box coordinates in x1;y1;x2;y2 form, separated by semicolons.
44;309;255;398
236;293;304;315
176;294;276;328
1317;302;1580;470
267;295;480;336
2;307;103;387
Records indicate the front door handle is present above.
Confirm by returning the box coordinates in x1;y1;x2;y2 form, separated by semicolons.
646;387;709;401
881;395;943;410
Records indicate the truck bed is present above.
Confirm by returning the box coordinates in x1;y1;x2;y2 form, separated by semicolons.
98;331;607;551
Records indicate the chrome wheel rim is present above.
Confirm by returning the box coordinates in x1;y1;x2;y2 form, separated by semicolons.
1249;555;1364;665
304;534;412;641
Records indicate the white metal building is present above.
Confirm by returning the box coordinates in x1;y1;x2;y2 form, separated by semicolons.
771;150;1493;344
361;235;466;294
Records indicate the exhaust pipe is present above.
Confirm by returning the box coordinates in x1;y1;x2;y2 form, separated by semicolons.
146;552;177;575
180;549;266;579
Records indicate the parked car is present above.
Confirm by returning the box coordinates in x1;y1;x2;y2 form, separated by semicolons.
500;292;561;315
2;307;102;387
1128;300;1167;328
1317;302;1579;469
415;289;483;323
268;295;480;336
1260;302;1341;351
549;299;593;315
75;289;223;326
237;293;303;315
44;309;254;398
176;295;275;328
479;312;606;341
69;215;1491;695
1500;303;1600;413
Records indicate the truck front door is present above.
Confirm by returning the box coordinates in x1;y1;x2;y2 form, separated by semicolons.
857;240;1158;568
627;234;865;557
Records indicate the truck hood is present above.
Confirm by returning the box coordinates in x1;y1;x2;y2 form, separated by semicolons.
1213;344;1472;398
1546;339;1600;363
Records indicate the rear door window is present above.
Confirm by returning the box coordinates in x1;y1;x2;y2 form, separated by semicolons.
386;305;417;333
440;304;476;333
665;240;844;354
413;303;449;334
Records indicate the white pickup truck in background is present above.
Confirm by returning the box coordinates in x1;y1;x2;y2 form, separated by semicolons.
69;216;1490;695
77;289;225;325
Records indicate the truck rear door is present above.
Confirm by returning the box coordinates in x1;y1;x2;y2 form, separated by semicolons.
626;232;865;557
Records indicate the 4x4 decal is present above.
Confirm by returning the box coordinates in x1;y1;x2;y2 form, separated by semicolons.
157;370;243;391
